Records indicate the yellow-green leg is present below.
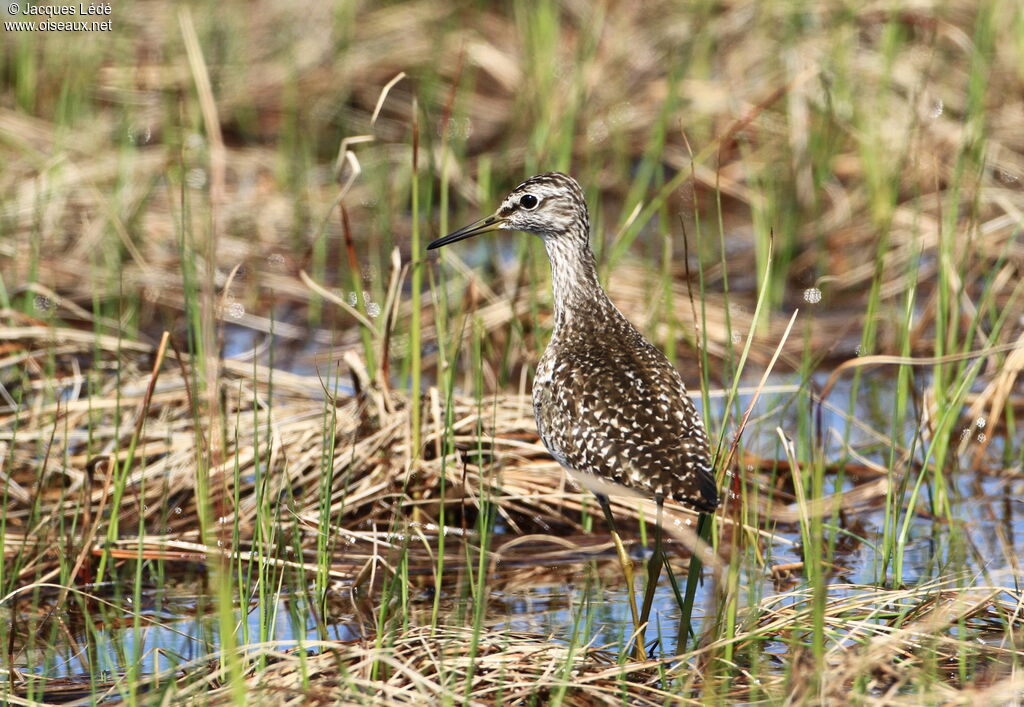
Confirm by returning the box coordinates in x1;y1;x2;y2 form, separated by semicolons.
596;494;647;661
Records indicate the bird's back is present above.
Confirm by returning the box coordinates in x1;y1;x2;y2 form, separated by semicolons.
532;303;719;512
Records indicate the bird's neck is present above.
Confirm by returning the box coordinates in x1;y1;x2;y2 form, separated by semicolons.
543;236;615;331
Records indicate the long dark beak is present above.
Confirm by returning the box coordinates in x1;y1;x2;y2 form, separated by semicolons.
427;214;505;250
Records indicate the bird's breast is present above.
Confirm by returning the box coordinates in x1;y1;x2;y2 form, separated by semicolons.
532;347;567;466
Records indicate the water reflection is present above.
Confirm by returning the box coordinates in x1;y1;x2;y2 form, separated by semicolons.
23;589;358;681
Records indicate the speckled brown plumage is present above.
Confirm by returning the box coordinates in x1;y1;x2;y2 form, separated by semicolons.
428;172;719;513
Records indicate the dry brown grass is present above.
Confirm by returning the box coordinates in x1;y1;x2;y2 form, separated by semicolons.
200;627;681;706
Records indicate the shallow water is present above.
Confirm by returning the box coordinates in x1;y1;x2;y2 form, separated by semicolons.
35;600;356;681
17;461;1022;690
8;363;1020;699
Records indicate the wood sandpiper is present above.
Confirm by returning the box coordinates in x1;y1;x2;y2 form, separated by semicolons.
428;172;719;654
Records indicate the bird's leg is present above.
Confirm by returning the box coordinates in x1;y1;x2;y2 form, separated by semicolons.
676;511;712;651
595;493;647;661
638;496;665;639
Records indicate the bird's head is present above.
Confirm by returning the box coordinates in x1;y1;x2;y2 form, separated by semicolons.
427;172;590;250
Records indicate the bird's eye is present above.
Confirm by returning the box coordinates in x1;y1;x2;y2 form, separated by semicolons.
519;194;539;210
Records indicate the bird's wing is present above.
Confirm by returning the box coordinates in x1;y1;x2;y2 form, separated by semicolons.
538;331;718;512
